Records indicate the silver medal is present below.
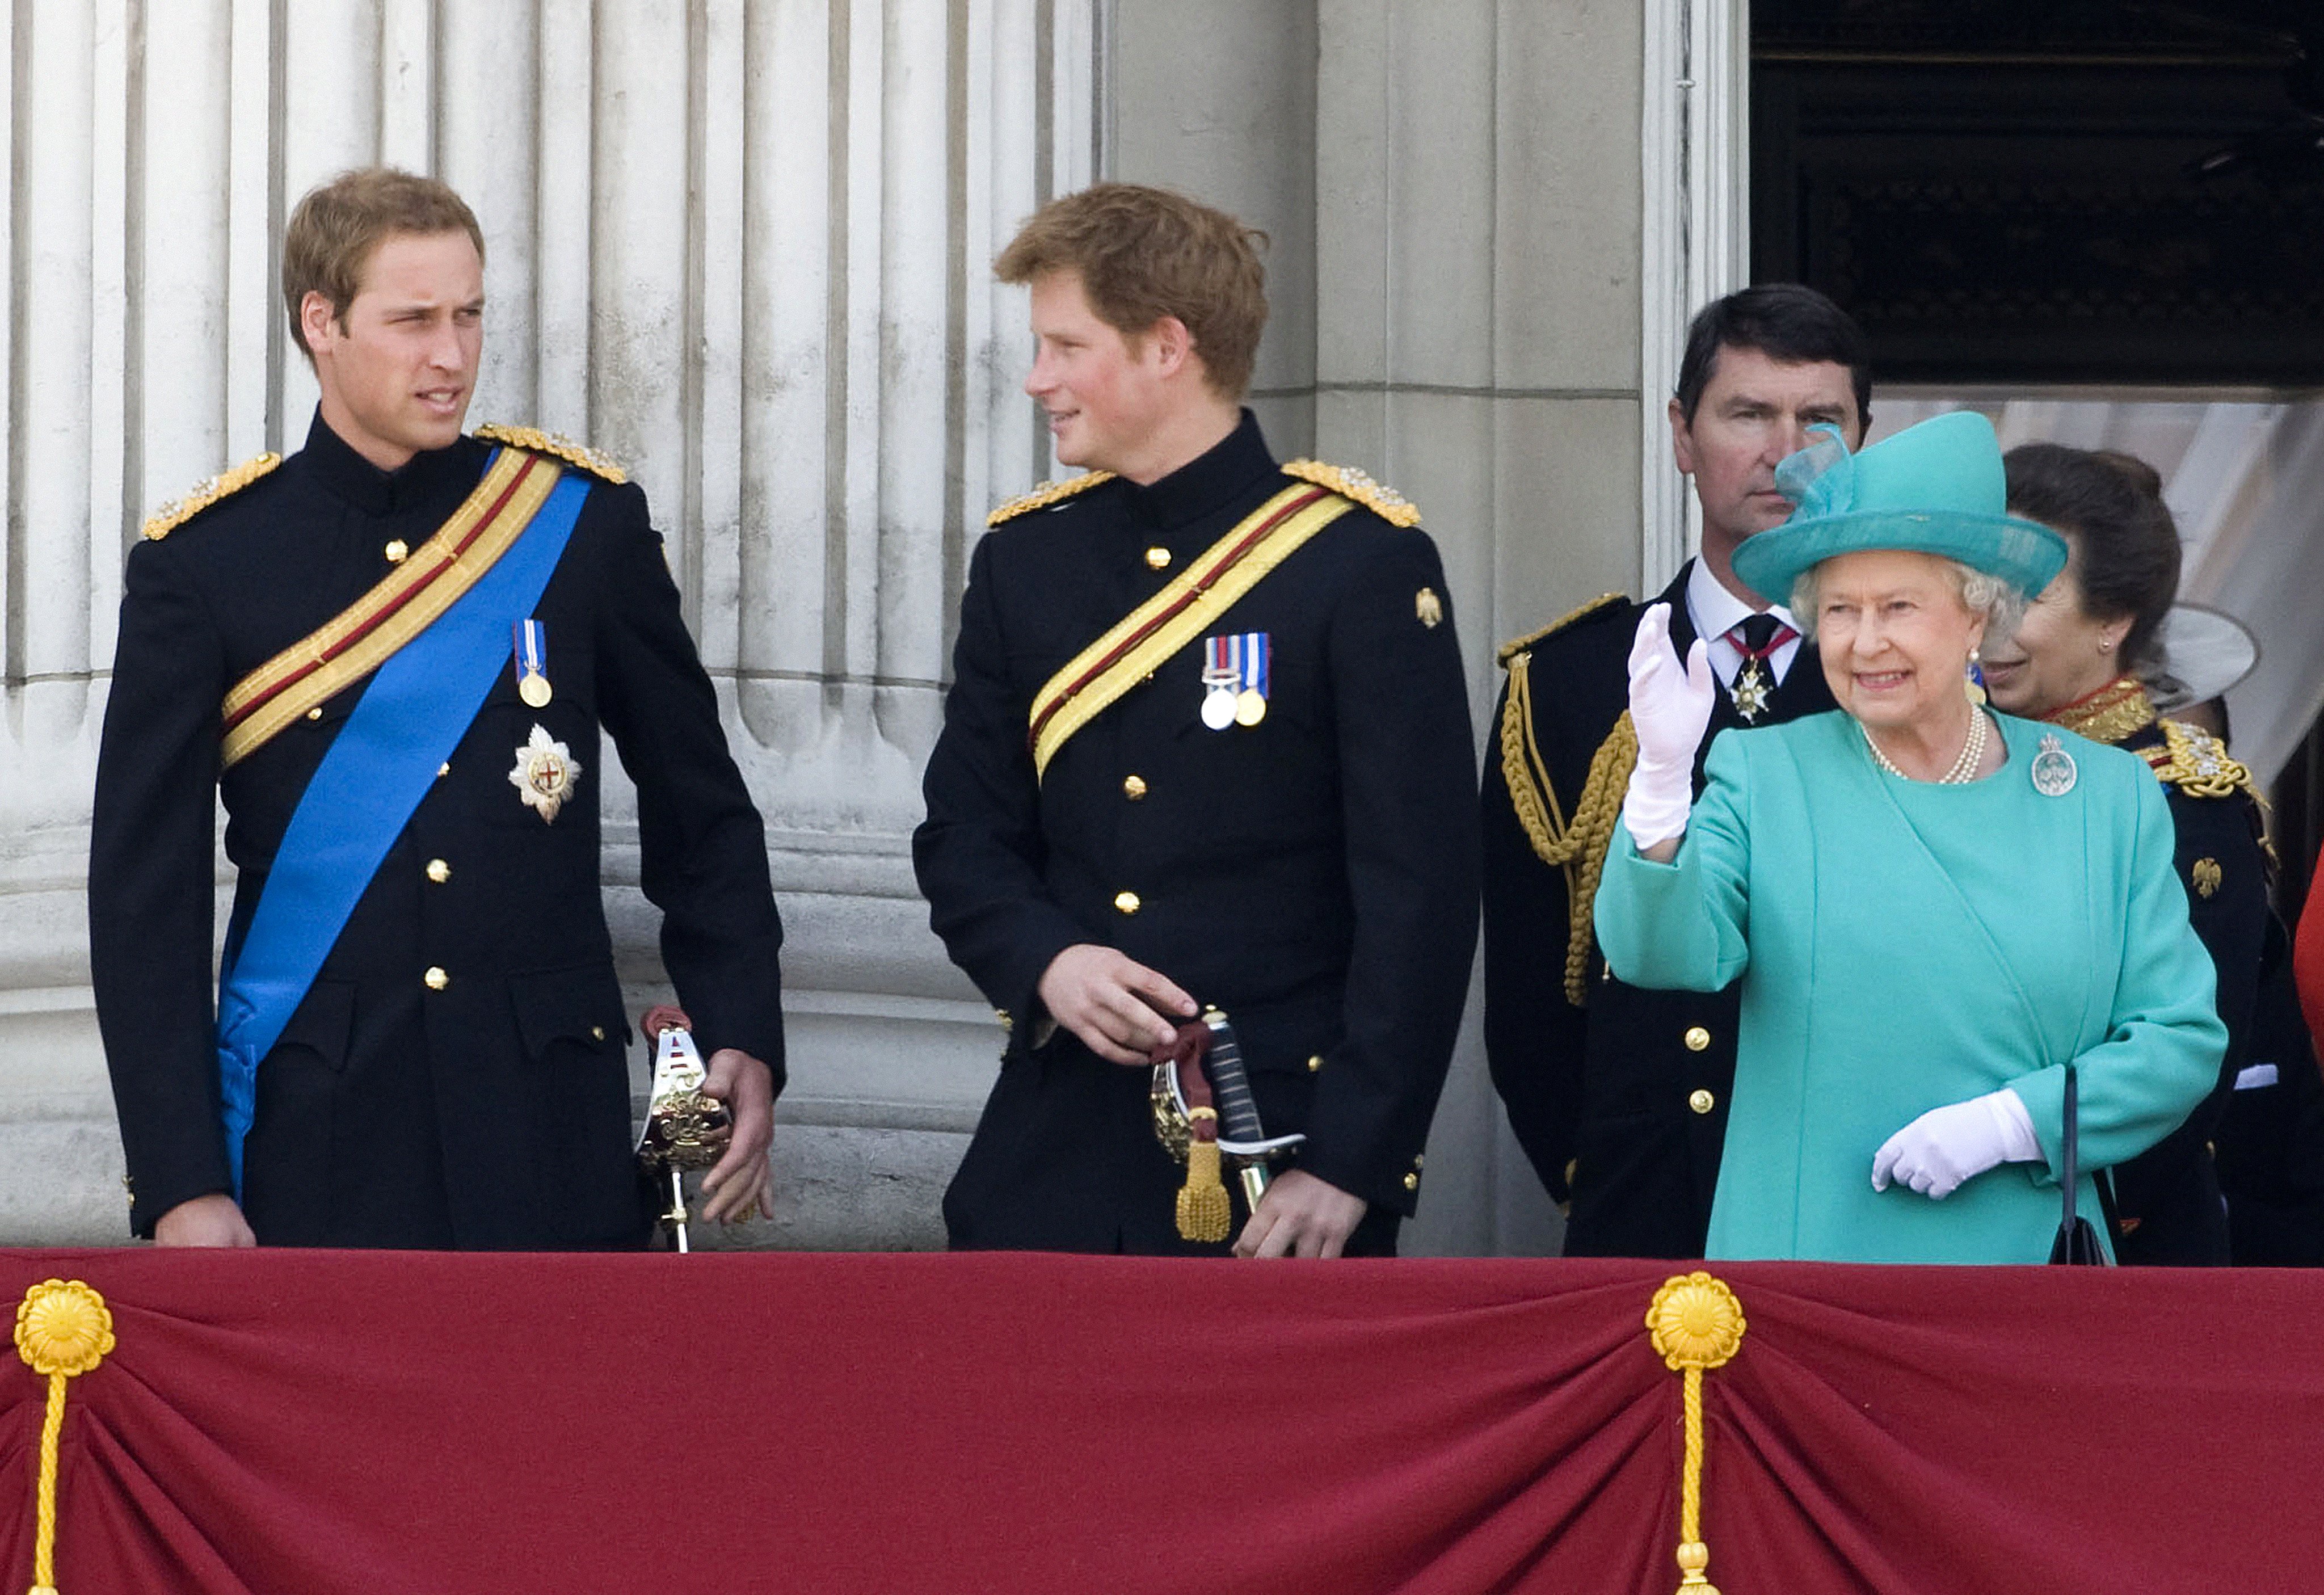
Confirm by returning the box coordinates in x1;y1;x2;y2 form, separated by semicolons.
1201;688;1238;731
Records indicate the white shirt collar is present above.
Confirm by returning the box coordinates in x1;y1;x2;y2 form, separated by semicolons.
1687;558;1804;688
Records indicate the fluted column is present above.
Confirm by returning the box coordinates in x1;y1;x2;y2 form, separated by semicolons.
0;0;1100;1246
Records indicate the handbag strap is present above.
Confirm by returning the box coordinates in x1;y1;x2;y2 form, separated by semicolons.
2058;1064;2081;1233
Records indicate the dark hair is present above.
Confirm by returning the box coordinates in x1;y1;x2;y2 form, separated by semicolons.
1673;284;1871;426
2003;443;2181;679
995;183;1268;399
283;169;485;367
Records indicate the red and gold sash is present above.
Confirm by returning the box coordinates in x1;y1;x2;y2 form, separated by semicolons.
220;448;564;769
1026;481;1355;780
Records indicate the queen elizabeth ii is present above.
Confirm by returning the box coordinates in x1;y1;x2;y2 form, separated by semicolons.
1593;411;2224;1263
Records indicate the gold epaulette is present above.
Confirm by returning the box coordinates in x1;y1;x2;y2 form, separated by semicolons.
474;423;627;483
1497;593;1627;666
1498;647;1637;1007
141;453;281;541
2144;718;2257;802
987;471;1115;526
1281;459;1421;528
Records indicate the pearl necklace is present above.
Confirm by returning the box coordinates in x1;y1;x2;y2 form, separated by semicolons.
1864;709;1989;785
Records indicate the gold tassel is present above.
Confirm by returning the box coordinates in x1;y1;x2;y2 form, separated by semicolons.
1645;1273;1747;1595
1176;1109;1232;1243
15;1280;116;1595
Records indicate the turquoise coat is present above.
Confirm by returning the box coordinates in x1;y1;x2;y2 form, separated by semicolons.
1594;711;2224;1264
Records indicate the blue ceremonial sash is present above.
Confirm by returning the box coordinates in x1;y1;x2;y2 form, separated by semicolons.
213;459;592;1196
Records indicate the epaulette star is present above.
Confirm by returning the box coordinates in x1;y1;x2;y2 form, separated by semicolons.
987;471;1115;526
2144;718;2258;802
1281;459;1421;527
1497;593;1627;666
141;452;282;541
474;423;628;483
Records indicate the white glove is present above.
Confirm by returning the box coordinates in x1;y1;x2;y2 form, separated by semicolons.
1872;1088;2041;1200
1621;602;1716;849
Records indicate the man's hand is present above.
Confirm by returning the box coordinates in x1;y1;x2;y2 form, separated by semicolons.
696;1049;776;1224
1036;944;1197;1064
1232;1169;1369;1259
153;1192;256;1248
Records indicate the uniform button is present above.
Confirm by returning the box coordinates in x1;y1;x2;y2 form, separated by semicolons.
384;538;410;563
1144;546;1171;570
306;706;323;721
437;763;451;778
590;1025;606;1042
424;858;451;883
1413;1154;1426;1169
1689;1088;1716;1116
1402;1172;1420;1192
1113;891;1141;916
1683;1025;1711;1052
995;1008;1013;1032
1122;774;1148;800
1307;1054;1324;1073
423;966;450;991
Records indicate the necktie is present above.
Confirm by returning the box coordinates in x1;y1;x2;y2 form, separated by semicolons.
1727;613;1794;722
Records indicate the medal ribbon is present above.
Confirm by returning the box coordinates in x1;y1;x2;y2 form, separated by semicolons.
1027;482;1354;780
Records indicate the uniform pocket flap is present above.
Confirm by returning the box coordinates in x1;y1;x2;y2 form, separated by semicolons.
507;964;628;1063
274;977;356;1068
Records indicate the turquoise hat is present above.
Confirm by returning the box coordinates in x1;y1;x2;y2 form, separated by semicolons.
1732;411;2068;603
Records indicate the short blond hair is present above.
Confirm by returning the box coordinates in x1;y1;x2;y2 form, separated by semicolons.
995;183;1267;399
281;169;484;366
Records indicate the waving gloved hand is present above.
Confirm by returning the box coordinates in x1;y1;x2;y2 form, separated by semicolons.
1620;601;1716;850
1872;1088;2041;1200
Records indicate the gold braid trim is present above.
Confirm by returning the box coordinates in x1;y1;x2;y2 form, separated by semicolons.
141;452;281;540
2048;675;2155;745
1280;458;1421;527
986;470;1115;525
1500;648;1637;1007
1497;592;1626;664
2144;718;2258;802
473;423;626;483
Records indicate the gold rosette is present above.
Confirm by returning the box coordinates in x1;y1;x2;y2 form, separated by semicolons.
1645;1272;1747;1594
15;1280;116;1595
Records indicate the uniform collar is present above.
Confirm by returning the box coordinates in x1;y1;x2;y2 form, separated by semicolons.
301;407;480;516
1118;408;1277;528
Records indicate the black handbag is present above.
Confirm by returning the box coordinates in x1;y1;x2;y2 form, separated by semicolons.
2048;1064;2108;1265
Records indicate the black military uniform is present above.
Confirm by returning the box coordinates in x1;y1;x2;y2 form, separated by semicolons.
89;411;785;1248
1481;565;1835;1257
914;411;1478;1255
2051;683;2269;1264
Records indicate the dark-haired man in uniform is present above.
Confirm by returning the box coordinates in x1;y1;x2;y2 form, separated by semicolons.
916;182;1477;1257
1483;284;1870;1257
91;167;784;1248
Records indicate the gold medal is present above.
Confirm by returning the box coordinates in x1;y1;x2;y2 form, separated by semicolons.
1234;688;1267;727
519;670;553;709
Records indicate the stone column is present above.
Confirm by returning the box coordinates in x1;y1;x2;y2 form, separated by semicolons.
1112;0;1685;1255
0;0;1101;1246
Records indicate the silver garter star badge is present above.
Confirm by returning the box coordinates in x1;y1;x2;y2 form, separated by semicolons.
511;723;581;822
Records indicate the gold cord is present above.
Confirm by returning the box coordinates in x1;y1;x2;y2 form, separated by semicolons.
1499;650;1636;1004
1647;1273;1747;1595
15;1280;115;1595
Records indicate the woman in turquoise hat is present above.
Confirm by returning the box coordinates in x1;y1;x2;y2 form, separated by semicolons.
1593;411;2225;1263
